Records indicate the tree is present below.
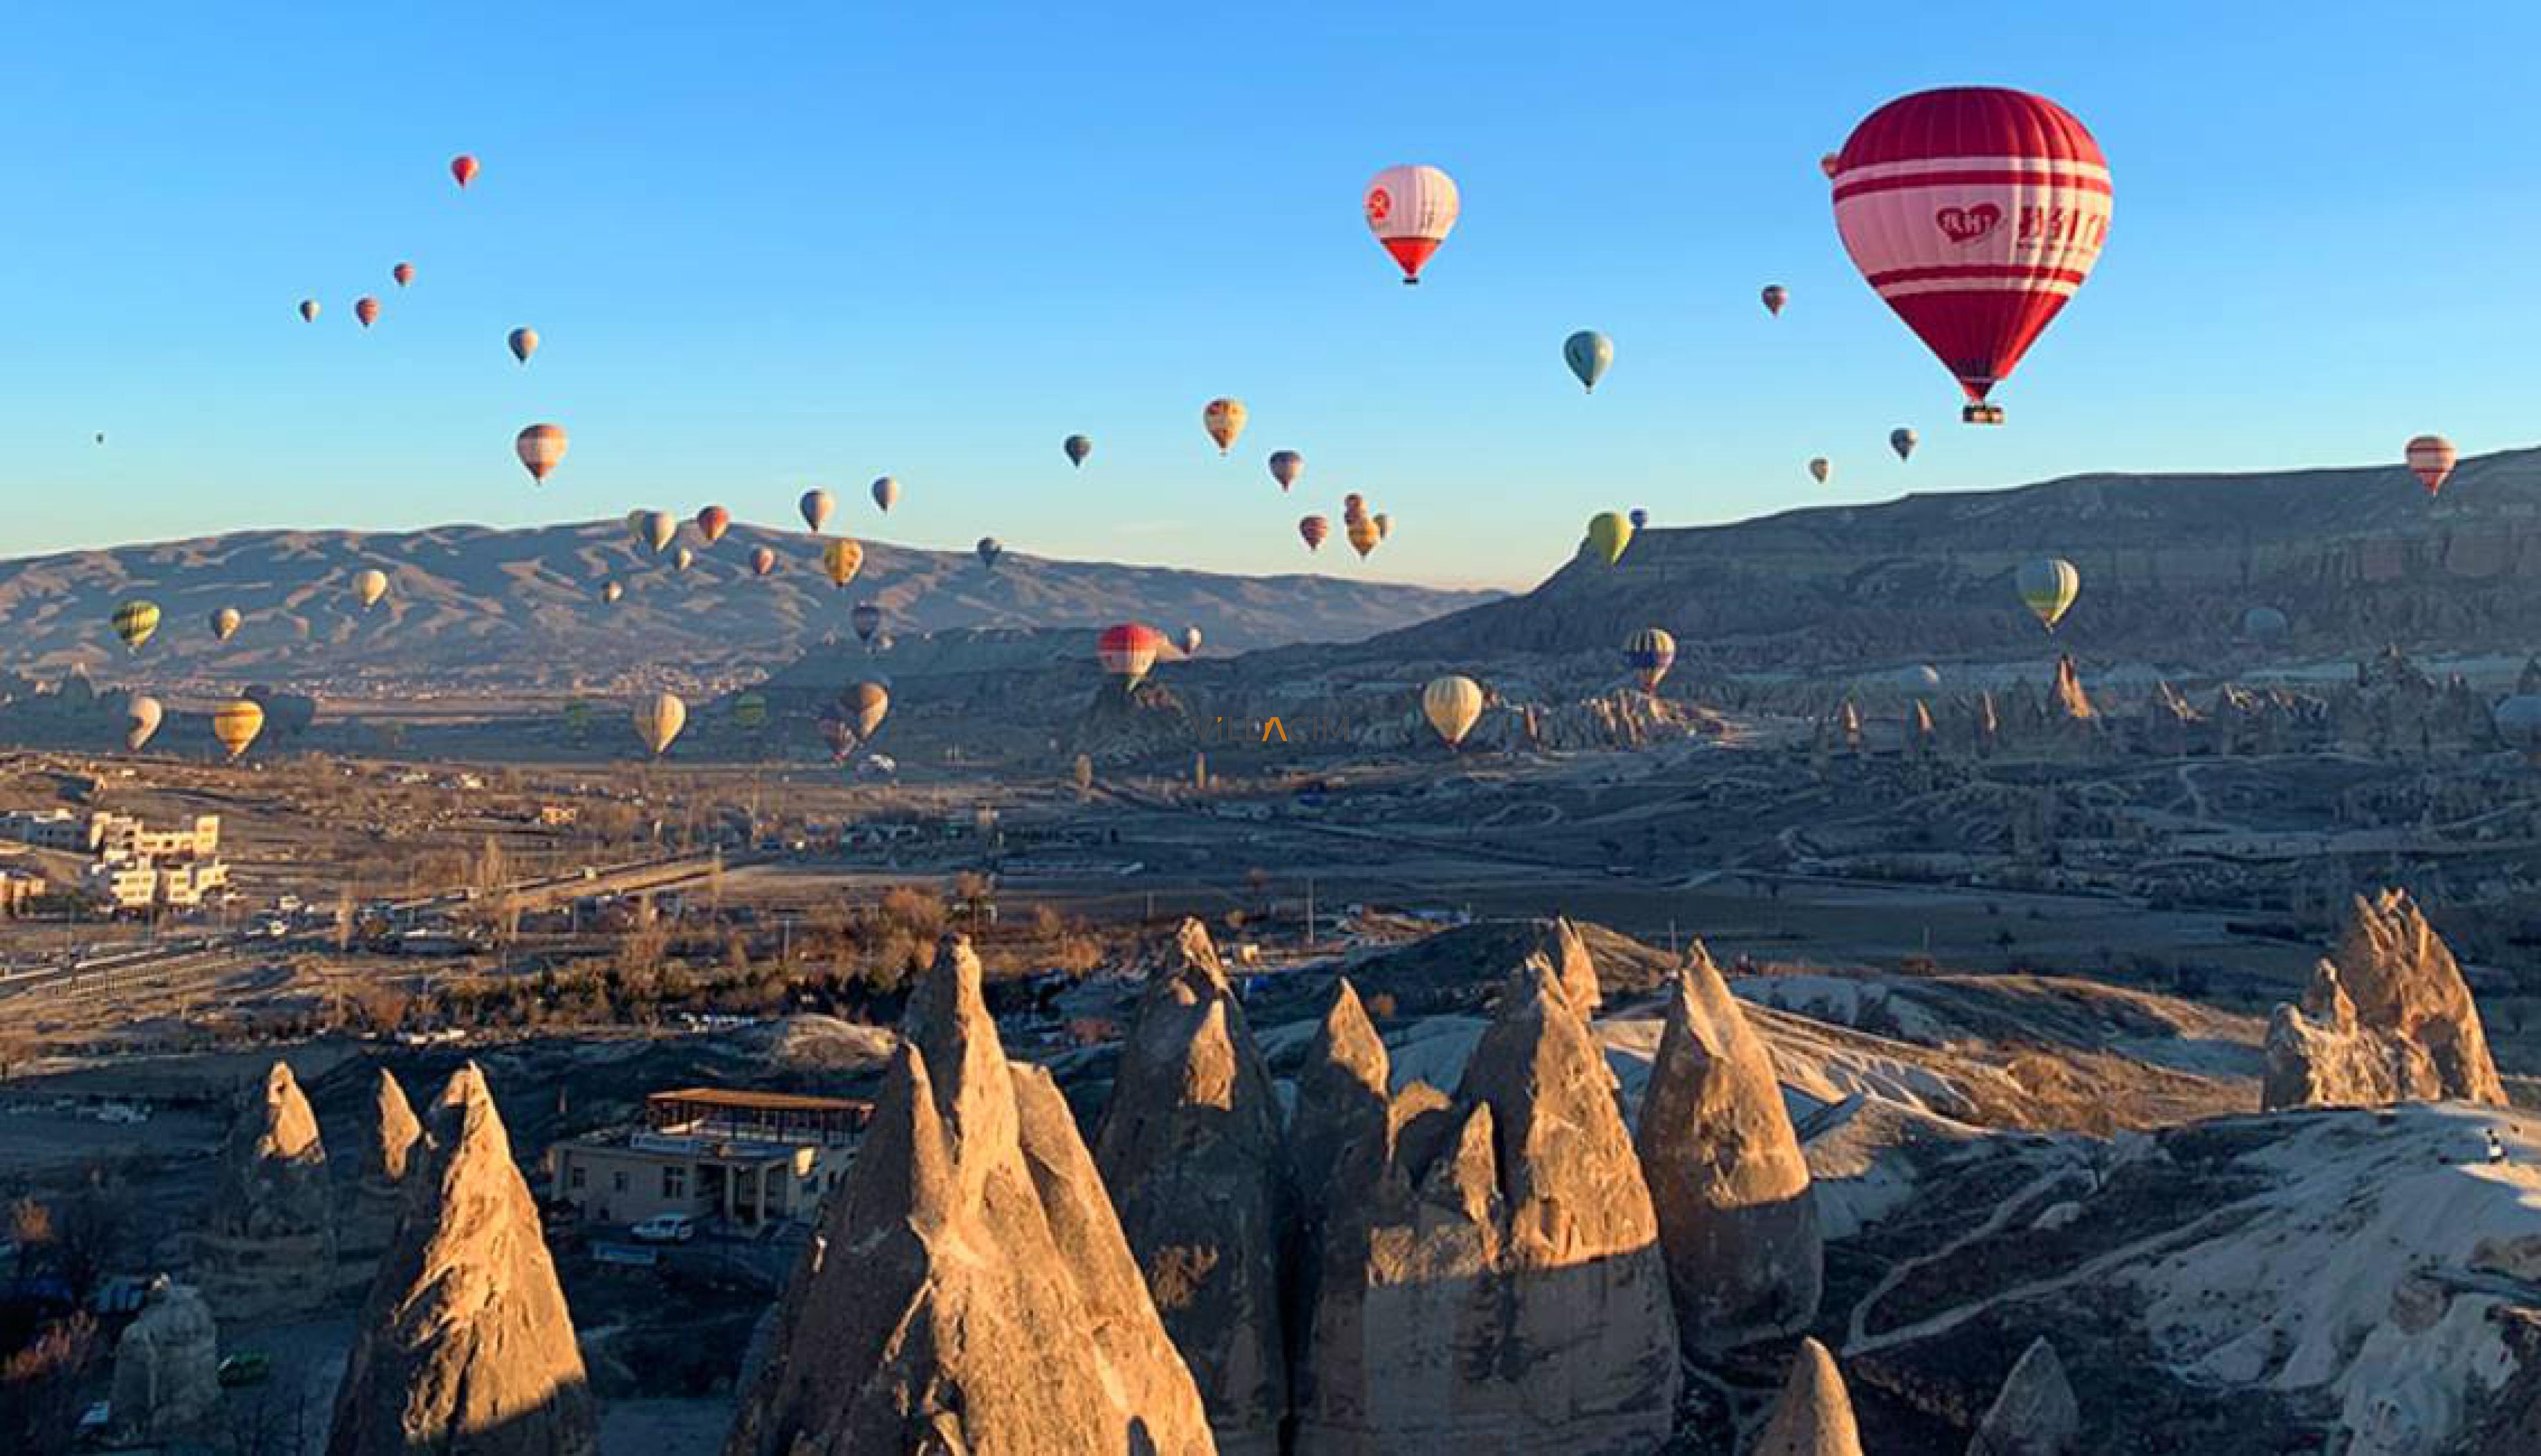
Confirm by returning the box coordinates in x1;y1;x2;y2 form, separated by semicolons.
0;1314;99;1456
1071;754;1094;798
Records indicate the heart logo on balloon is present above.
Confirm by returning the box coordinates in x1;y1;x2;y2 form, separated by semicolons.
1935;204;2002;245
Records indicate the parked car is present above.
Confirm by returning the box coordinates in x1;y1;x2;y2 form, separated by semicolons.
218;1351;271;1387
630;1213;697;1244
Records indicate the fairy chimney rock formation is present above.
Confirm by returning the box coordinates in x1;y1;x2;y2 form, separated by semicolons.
1634;943;1823;1349
1094;918;1290;1455
195;1060;337;1321
342;1067;421;1262
1753;1338;1865;1456
109;1277;220;1442
1294;955;1678;1454
1967;1337;2082;1456
2050;655;2096;722
2261;890;2507;1111
725;934;1213;1456
326;1064;596;1456
1289;978;1390;1213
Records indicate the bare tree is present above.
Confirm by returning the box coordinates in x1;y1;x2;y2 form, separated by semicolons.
0;1314;99;1456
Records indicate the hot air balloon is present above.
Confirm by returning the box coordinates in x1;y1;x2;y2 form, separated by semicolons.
1628;508;1650;531
1299;515;1329;552
354;296;380;328
750;546;777;577
822;537;864;588
1421;675;1484;748
2407;435;2457;496
112;601;160;652
1564;330;1613;392
672;546;695;574
599;580;623;605
1064;435;1092;468
1585;511;1633;567
732;692;769;732
870;476;900;513
799;489;835;533
515;423;568;483
353;568;389;611
638;511;678;554
1364;163;1459;284
1269;450;1304;492
93;433;105;447
125;696;162;753
1808;457;1832;485
2016;558;2080;632
976;537;1004;570
852;601;883;645
1831;87;2112;424
1373;512;1393;540
1819;151;1840;179
1182;626;1202;656
1203;398;1247;454
1891;427;1919;462
2242;605;2289;642
208;607;242;642
298;300;320;323
1346;515;1380;560
392;261;415;288
2495;695;2541;755
1761;285;1789;317
1341;492;1365;521
843;682;889;740
696;505;731;544
1098;623;1167;690
212;700;265;761
508;327;539;364
633;693;686;757
450;154;479;189
1625;628;1677;693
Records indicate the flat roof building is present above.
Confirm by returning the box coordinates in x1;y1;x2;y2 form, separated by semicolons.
546;1086;871;1232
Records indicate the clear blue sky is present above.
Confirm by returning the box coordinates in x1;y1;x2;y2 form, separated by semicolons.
12;4;2541;589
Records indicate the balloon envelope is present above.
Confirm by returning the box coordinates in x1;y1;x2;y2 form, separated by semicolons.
2017;557;2081;631
799;490;835;533
1182;626;1202;656
750;546;777;577
822;537;864;587
212;700;265;761
600;580;623;605
1269;450;1303;491
516;423;568;482
298;300;320;323
209;607;242;642
508;327;538;363
1761;284;1788;316
633;693;687;757
1625;628;1677;693
1064;435;1092;468
976;537;1003;569
1585;512;1633;567
2407;435;2457;496
1564;330;1613;392
1365;163;1459;283
1891;427;1919;461
1808;457;1832;484
1298;515;1329;552
639;511;678;554
1422;675;1484;747
672;546;694;574
354;568;389;610
125;696;162;752
1628;508;1650;531
450;153;478;188
870;476;900;513
354;296;380;327
112;600;160;651
1202;398;1247;454
852;602;883;644
392;261;414;287
1098;624;1167;689
1346;515;1380;559
696;505;731;544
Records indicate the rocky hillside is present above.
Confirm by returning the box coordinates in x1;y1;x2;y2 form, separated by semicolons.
1339;445;2541;676
0;521;1495;693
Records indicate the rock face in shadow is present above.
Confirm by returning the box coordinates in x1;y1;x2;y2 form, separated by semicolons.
1967;1337;2082;1456
196;1061;337;1321
109;1278;219;1442
326;1064;596;1456
342;1067;420;1263
1094;919;1289;1455
2262;890;2506;1111
1294;956;1678;1455
725;934;1214;1456
1753;1338;1864;1456
1634;945;1823;1350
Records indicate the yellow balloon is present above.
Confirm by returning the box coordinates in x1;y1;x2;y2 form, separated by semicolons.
822;536;864;588
633;693;687;757
1422;675;1484;748
112;600;161;652
353;568;389;610
211;699;266;761
1585;511;1634;567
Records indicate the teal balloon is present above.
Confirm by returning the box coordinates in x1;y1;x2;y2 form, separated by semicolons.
1564;330;1614;393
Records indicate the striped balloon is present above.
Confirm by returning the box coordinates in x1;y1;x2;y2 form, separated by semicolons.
1625;628;1677;693
1298;515;1329;552
1097;623;1167;689
212;700;265;761
1832;88;2111;423
112;600;161;652
2016;557;2081;632
515;424;568;483
2406;435;2457;496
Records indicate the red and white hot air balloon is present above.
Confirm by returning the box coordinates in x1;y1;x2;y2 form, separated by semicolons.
2406;435;2458;497
1097;622;1168;690
392;261;415;288
450;154;479;189
1830;87;2112;425
1364;164;1459;284
515;423;568;482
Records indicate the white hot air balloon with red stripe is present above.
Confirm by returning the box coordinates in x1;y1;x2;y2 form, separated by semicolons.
1364;164;1460;284
2405;435;2457;497
1830;87;2112;424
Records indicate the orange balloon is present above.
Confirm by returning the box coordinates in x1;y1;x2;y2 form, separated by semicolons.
515;423;568;483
